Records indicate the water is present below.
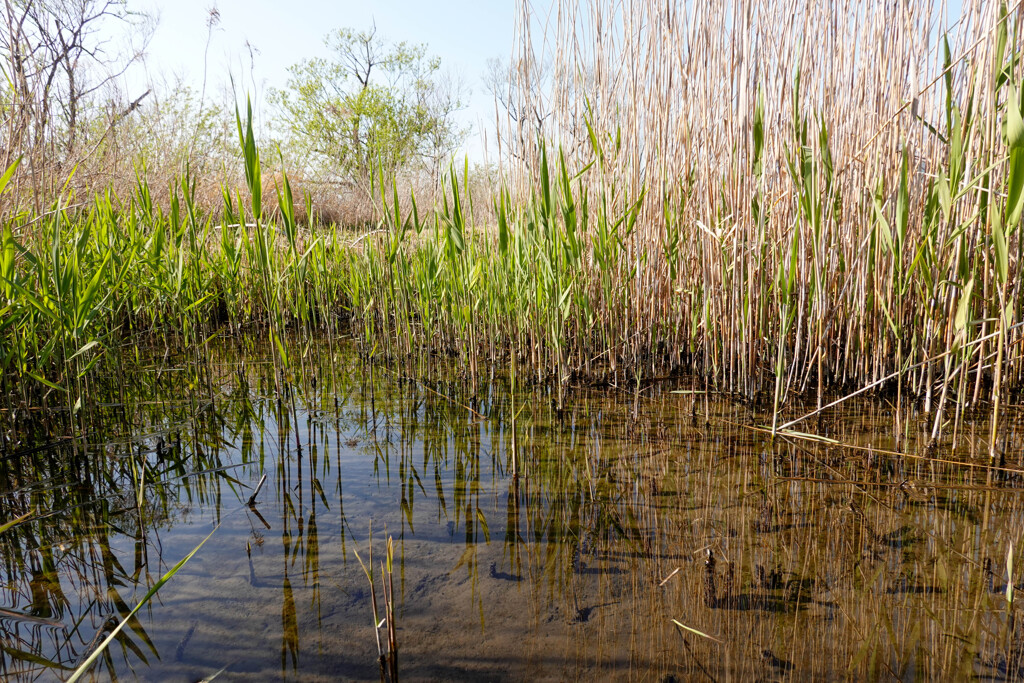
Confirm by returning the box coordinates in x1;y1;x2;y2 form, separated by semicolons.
2;338;1024;680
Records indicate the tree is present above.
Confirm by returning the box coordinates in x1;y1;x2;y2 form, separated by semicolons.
269;26;465;196
0;0;153;205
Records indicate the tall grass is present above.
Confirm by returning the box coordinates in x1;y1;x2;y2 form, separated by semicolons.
488;0;1024;414
0;124;348;425
3;1;1024;440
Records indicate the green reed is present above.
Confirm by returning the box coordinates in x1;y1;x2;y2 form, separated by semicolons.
2;15;1024;442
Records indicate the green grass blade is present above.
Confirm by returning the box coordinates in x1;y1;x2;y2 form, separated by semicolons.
0;157;22;196
0;511;33;535
67;522;221;683
672;618;723;643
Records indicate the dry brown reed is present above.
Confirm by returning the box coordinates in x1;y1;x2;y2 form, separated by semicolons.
494;0;1024;421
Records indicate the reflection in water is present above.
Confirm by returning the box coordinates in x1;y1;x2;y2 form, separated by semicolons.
1;338;1024;680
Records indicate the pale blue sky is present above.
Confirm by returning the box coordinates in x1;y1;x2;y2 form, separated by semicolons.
131;0;521;161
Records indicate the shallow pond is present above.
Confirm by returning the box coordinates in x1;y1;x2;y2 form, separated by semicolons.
3;338;1024;680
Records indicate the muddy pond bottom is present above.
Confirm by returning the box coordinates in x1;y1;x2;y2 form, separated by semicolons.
3;340;1024;681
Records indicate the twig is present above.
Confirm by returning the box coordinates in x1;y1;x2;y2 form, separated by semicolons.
658;567;681;587
409;376;487;420
720;416;1024;478
778;321;1024;431
73;90;151;168
351;229;388;247
246;473;267;506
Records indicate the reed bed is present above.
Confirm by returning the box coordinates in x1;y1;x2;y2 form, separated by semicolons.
492;0;1024;414
4;1;1024;443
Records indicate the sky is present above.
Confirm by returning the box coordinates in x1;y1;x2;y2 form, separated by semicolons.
127;0;521;163
121;0;971;165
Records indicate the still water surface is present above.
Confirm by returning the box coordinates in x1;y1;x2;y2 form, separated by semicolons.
2;339;1024;680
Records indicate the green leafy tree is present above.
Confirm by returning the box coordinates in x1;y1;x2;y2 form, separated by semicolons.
270;26;465;195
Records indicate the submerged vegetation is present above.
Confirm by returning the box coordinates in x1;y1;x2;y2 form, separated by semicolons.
2;337;1024;680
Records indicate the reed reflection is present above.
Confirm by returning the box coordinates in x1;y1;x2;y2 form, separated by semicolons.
2;340;1024;680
